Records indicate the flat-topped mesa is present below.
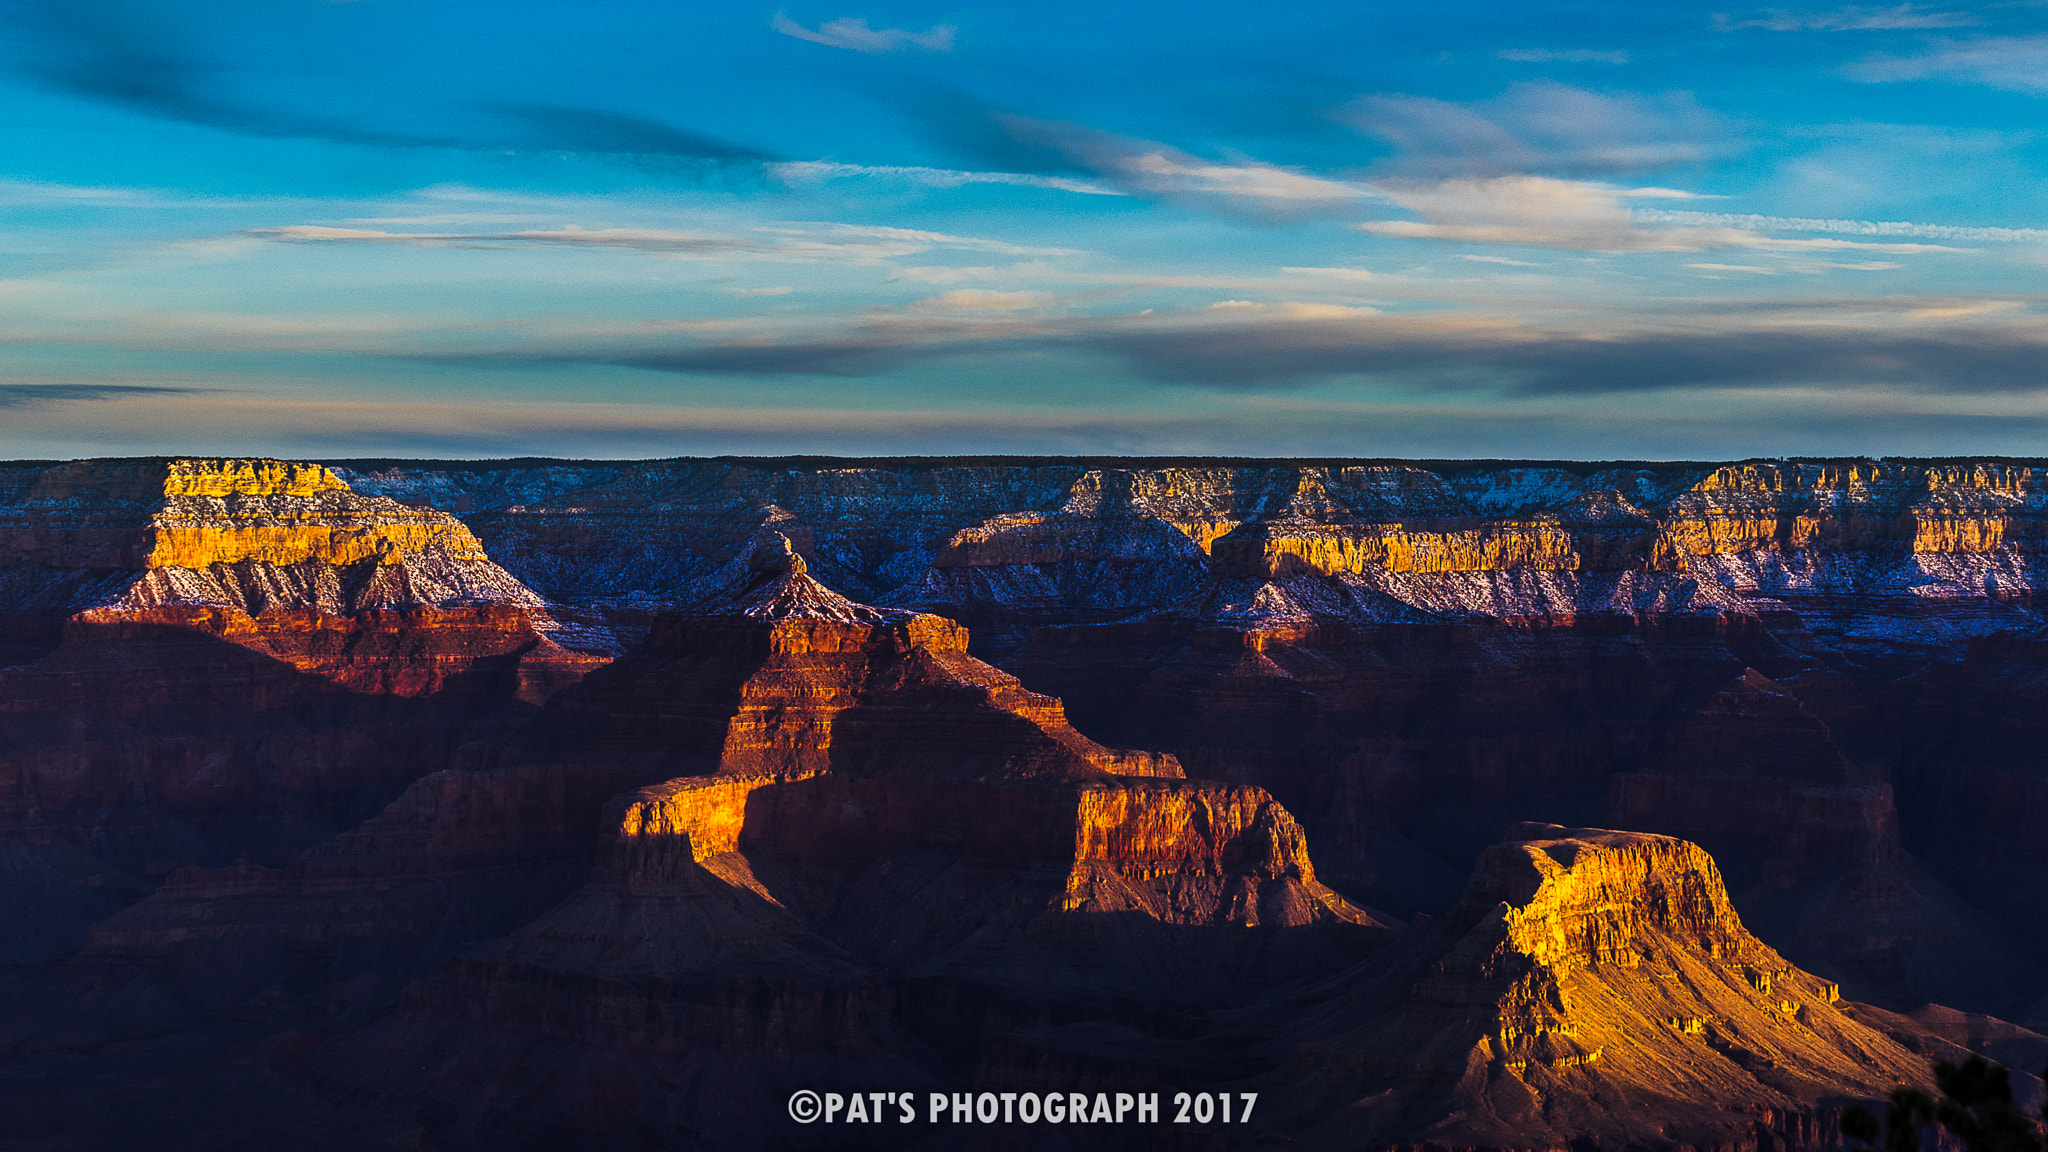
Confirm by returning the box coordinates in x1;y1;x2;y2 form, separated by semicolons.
1273;823;1930;1151
5;457;544;621
1651;460;2048;564
15;458;490;573
1449;823;1752;970
1208;518;1581;580
114;458;516;605
0;457;595;697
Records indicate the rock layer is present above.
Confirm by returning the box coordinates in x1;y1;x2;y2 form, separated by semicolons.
1262;824;1934;1151
0;458;595;962
12;455;2048;1150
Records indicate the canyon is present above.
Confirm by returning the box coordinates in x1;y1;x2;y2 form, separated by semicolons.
8;454;2048;1150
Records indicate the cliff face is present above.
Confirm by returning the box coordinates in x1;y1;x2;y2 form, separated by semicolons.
0;458;596;963
2;457;592;697
316;774;1374;1148
60;550;1211;1050
252;457;2048;997
1264;824;1933;1152
14;454;2048;1150
326;457;2048;638
129;556;1364;1149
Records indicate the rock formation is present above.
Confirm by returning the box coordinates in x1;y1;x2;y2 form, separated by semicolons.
13;454;2048;1149
62;534;1363;1148
1258;824;1937;1151
0;458;596;962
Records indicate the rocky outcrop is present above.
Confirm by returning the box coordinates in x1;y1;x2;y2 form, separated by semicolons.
316;760;1376;1150
274;556;1364;1148
20;454;2048;1149
58;545;1188;1037
1259;824;1934;1151
0;458;597;962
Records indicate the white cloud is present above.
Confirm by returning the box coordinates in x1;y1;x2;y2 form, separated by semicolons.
1114;151;1368;205
1355;176;1968;253
1341;82;1731;178
1633;209;2048;243
1903;299;2025;319
911;289;1054;311
1498;48;1630;63
1716;5;1977;31
771;13;954;53
987;115;1372;215
0;179;305;210
1688;263;1778;273
1357;177;1731;251
1280;266;1377;279
759;222;1079;257
1846;35;2048;92
767;160;1119;196
1461;254;1540;265
732;286;794;296
890;266;1004;283
249;221;1078;263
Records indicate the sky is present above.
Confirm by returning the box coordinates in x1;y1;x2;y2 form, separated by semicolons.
3;1;2048;461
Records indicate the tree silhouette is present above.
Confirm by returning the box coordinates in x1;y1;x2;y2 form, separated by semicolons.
1843;1055;2046;1152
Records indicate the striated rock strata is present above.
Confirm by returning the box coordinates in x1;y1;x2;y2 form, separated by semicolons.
0;458;597;962
1258;823;1936;1151
280;547;1373;1148
17;455;2048;1149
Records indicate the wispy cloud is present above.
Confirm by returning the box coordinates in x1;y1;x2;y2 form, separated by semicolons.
0;179;294;210
1498;49;1630;64
767;160;1120;195
25;383;2048;462
481;104;774;165
911;289;1056;311
1355;176;1966;253
1716;5;1978;31
0;383;200;407
1846;35;2048;92
985;115;1371;214
888;90;1370;217
6;3;772;170
771;13;955;53
397;294;2048;400
1280;266;1378;280
247;221;1076;262
1340;82;1730;178
1632;209;2048;243
1072;298;2048;393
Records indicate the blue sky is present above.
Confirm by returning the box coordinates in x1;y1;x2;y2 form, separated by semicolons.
2;1;2047;459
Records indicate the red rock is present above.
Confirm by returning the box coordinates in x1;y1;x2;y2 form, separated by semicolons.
16;455;2048;1149
1257;824;1937;1151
